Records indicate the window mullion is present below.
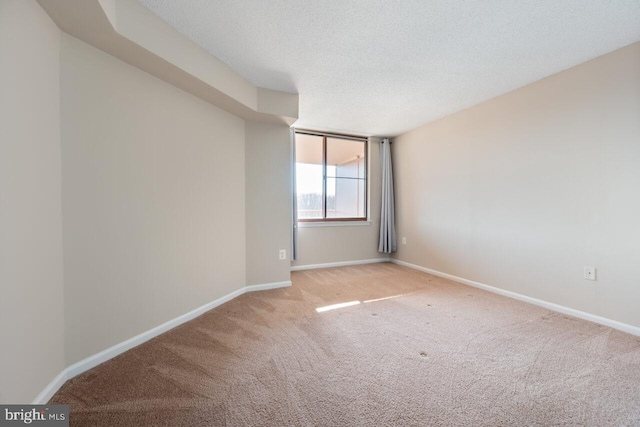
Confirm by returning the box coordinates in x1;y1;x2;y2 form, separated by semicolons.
322;136;327;219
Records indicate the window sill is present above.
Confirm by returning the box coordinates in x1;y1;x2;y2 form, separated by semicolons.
298;221;371;228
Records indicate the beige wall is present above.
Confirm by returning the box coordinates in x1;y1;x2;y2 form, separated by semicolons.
1;0;295;402
393;42;640;326
292;138;389;267
0;0;65;403
61;34;246;364
245;122;292;285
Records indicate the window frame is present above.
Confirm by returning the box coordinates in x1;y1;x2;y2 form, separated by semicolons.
295;129;368;223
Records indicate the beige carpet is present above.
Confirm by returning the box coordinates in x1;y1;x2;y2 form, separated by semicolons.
51;263;640;426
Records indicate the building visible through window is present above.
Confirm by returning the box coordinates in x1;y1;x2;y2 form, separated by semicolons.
295;130;367;221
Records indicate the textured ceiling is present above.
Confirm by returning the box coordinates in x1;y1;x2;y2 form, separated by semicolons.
137;0;640;136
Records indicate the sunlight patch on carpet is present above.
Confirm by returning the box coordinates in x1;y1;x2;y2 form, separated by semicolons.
316;301;360;313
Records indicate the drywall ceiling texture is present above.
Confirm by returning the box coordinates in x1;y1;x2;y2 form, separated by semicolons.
137;0;640;136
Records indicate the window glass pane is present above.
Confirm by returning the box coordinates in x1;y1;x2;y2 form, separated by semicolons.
295;132;367;221
326;138;365;178
327;177;366;218
295;134;323;219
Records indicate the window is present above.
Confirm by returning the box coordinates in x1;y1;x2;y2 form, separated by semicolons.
295;130;367;221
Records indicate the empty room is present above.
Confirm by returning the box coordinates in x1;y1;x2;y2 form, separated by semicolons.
1;0;640;425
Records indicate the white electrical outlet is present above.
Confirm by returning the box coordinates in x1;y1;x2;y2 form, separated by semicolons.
402;237;407;245
584;267;596;281
279;249;287;260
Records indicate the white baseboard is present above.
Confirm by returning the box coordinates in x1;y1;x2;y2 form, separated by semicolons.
246;281;292;292
291;258;390;271
32;280;291;404
32;370;68;407
390;259;640;337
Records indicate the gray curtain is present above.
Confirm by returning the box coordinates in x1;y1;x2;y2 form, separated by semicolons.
290;128;298;261
378;138;396;253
